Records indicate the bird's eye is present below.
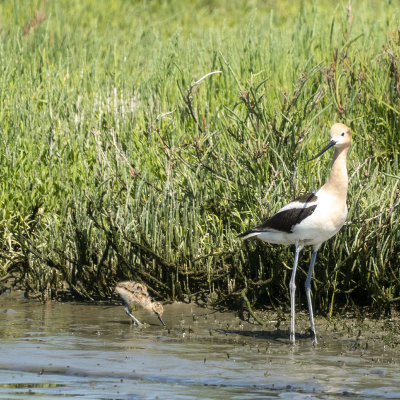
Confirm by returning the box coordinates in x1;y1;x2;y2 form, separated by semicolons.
341;132;345;136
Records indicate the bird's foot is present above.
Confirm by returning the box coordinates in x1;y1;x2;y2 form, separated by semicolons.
307;328;318;344
289;333;296;345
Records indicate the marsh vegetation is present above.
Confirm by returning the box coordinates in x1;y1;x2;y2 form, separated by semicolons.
0;0;399;317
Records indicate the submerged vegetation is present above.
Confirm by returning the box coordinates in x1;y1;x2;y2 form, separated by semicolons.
0;0;399;317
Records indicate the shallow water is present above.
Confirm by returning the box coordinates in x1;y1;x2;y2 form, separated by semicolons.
1;290;400;399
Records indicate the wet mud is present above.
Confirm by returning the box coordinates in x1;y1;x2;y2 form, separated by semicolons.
1;289;400;399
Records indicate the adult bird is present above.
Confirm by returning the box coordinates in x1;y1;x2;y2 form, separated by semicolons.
115;281;166;327
238;123;351;344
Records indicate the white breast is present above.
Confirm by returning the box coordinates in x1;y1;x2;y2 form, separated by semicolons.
291;189;347;245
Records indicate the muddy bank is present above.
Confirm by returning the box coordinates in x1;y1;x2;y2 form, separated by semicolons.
1;289;400;399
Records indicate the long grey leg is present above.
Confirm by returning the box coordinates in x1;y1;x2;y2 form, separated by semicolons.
305;245;320;343
289;242;303;344
125;306;143;326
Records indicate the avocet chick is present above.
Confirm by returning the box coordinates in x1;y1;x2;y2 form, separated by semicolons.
115;281;166;326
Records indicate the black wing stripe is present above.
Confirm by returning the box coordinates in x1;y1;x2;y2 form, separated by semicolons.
237;193;318;237
237;228;255;238
253;205;317;233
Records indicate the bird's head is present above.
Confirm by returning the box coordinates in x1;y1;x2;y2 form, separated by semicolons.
309;123;351;161
330;123;351;148
152;302;166;326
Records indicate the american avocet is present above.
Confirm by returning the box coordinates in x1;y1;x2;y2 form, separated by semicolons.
238;123;351;344
115;281;166;326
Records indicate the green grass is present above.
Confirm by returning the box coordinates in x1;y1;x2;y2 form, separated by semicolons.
0;0;399;316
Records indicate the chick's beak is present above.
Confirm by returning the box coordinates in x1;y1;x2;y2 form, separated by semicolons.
308;140;336;161
157;314;166;326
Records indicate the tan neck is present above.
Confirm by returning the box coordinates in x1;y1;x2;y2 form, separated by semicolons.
322;147;349;198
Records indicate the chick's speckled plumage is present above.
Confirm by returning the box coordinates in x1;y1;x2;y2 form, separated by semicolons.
115;281;165;326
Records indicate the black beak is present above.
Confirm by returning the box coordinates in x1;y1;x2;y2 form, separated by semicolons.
308;140;336;161
157;314;166;326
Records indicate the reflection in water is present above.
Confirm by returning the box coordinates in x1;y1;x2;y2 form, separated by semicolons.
0;290;400;399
